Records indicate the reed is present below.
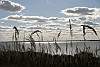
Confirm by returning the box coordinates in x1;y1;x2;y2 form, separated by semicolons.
0;26;99;67
0;49;99;67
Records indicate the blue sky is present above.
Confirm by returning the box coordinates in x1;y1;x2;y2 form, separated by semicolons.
0;0;100;41
0;0;100;18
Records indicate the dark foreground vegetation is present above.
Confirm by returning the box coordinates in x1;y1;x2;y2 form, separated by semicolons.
0;26;100;67
0;51;100;67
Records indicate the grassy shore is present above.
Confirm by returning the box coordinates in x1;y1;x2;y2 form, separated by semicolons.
0;50;99;67
0;28;100;67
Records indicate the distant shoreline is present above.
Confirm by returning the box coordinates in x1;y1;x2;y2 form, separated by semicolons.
0;40;100;43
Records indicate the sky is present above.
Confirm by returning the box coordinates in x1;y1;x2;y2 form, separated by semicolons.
0;0;100;18
0;0;100;30
0;0;100;53
0;0;100;41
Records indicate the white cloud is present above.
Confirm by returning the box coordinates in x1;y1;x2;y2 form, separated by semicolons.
0;14;100;41
0;25;11;30
2;15;68;30
61;7;100;17
1;14;100;32
6;15;48;21
5;15;68;24
0;0;25;12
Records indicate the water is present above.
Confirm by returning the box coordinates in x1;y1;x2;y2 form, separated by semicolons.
0;40;100;56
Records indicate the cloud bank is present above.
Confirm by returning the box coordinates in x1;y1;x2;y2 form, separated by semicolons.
61;7;100;17
1;6;100;31
1;14;99;31
0;0;25;12
6;15;48;21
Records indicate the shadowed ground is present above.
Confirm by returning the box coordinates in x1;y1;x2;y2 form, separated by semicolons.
0;51;100;67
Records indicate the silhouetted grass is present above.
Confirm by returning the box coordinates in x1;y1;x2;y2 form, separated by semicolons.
0;50;99;67
0;28;100;67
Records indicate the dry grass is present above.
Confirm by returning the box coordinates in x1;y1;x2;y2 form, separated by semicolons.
0;50;99;67
0;27;100;67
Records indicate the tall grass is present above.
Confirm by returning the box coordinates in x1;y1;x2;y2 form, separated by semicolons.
0;46;99;67
0;26;100;67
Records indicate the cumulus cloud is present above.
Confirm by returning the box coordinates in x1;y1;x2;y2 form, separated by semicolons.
0;25;11;30
5;15;67;22
2;15;68;30
5;15;48;21
61;7;100;17
2;14;100;32
0;0;25;12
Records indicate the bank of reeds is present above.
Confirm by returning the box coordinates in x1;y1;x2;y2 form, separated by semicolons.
0;26;100;67
0;50;99;67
